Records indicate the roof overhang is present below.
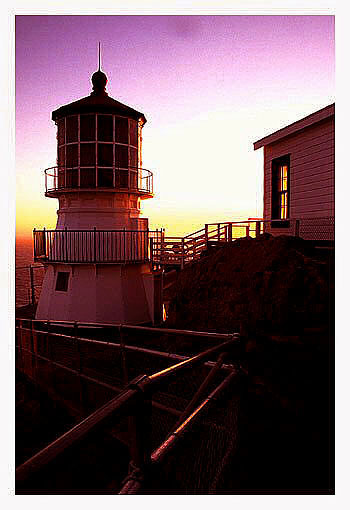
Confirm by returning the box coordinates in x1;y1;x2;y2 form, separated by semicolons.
253;103;334;151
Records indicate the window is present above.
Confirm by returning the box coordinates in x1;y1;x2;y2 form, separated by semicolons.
271;155;290;227
55;272;70;292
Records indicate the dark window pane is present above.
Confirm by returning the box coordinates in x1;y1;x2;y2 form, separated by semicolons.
98;143;113;166
80;168;96;188
57;119;65;145
98;115;113;141
66;169;78;188
116;117;128;144
116;145;128;168
129;119;138;147
58;146;65;167
80;143;96;166
66;116;78;143
56;272;69;292
129;147;137;169
58;168;65;188
130;171;137;189
98;168;114;187
66;144;78;167
80;114;96;141
117;169;129;188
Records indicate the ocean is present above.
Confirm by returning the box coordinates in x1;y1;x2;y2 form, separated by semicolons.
16;238;45;308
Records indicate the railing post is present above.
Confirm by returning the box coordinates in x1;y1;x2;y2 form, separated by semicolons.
246;225;250;237
295;219;300;237
150;237;153;268
255;221;261;238
65;226;68;261
181;238;185;269
94;227;97;263
217;223;220;241
228;223;232;243
33;228;36;260
29;265;35;306
205;224;209;247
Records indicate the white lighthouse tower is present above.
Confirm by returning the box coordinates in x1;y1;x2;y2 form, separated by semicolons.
34;58;161;324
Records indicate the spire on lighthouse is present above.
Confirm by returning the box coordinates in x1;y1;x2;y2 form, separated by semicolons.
91;42;108;96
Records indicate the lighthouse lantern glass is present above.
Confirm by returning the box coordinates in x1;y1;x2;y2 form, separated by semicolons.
56;113;141;191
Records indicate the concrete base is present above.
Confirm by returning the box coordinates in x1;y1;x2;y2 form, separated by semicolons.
35;262;156;325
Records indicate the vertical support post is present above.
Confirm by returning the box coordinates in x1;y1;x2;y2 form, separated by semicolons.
94;227;97;263
65;226;68;262
43;227;46;259
295;219;300;237
205;224;209;247
255;221;261;238
29;265;35;306
217;223;220;241
33;228;36;260
30;320;36;381
228;223;232;243
150;237;154;268
246;225;250;238
181;238;185;269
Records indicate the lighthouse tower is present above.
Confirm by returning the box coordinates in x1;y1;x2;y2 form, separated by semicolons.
34;59;160;324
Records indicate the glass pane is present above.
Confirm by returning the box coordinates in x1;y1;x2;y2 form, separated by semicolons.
58;146;65;167
116;145;128;168
98;115;113;142
129;119;138;147
57;119;65;145
129;147;137;169
115;117;128;144
58;168;65;188
98;143;113;166
98;168;114;187
66;116;78;143
80;114;96;141
130;171;137;189
80;143;96;166
80;168;96;188
117;169;129;188
66;169;78;188
66;144;78;167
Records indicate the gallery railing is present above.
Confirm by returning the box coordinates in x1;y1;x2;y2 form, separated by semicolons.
44;166;153;195
33;228;163;264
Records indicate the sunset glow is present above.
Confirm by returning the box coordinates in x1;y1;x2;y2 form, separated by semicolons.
16;15;335;239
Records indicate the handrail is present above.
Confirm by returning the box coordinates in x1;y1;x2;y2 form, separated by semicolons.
44;165;153;195
15;319;239;483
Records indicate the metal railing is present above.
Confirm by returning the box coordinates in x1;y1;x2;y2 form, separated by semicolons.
15;264;45;307
152;216;334;269
15;319;240;493
33;228;163;264
44;166;153;195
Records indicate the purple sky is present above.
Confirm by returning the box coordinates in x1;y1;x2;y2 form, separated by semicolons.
16;15;335;237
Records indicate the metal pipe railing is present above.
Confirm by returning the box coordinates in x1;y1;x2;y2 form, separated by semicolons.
45;166;153;195
15;319;239;484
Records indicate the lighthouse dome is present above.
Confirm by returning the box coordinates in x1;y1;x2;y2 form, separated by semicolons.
91;69;108;96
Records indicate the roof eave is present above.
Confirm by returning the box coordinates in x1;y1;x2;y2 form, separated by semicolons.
253;103;335;151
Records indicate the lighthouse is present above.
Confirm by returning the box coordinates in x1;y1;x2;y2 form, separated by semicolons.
34;57;161;324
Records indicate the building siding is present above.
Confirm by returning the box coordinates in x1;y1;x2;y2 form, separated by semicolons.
263;116;334;238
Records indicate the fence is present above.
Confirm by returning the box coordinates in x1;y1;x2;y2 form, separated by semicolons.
45;166;153;196
15;319;241;494
33;228;164;264
15;264;45;307
151;216;335;269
